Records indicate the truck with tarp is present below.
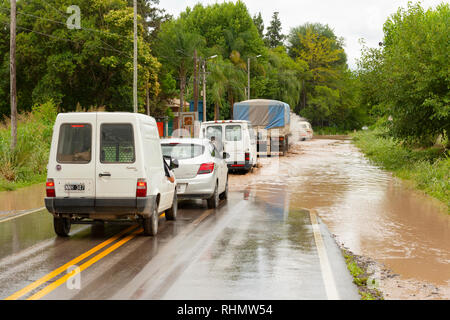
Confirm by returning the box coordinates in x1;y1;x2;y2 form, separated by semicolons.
233;99;291;156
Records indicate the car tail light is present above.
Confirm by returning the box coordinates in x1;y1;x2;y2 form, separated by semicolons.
198;163;214;174
245;152;250;162
46;178;55;197
136;178;147;197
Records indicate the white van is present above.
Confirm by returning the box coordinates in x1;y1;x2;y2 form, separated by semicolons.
199;120;257;172
299;121;313;140
45;112;178;237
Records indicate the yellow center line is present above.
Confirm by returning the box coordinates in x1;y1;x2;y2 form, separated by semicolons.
5;224;139;300
27;228;143;300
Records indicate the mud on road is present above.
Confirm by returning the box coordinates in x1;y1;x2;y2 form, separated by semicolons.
229;138;450;300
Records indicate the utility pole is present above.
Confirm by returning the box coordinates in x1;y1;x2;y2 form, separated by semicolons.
202;59;206;122
247;57;250;100
10;0;17;151
133;0;138;113
193;49;198;114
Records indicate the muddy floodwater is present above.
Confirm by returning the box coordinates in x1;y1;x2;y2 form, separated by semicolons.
230;138;450;300
0;184;45;219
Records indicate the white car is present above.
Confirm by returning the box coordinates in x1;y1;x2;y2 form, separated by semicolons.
161;138;229;209
199;120;257;172
45;112;178;237
299;121;313;140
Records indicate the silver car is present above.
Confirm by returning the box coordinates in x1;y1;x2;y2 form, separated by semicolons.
161;138;229;208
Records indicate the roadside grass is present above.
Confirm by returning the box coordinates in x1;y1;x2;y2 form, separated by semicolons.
342;249;384;300
0;101;56;191
352;129;449;213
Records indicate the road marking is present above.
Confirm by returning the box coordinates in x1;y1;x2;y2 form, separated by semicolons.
309;210;340;300
0;207;46;223
27;228;143;300
4;224;138;300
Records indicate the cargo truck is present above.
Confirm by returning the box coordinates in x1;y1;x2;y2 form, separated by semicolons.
233;99;291;156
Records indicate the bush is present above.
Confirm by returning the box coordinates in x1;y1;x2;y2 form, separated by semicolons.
0;101;56;188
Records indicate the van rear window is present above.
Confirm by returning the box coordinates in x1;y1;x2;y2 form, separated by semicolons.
225;125;242;141
57;124;92;163
100;124;135;163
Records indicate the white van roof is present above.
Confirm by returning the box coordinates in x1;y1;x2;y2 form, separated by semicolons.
201;120;249;125
55;112;157;126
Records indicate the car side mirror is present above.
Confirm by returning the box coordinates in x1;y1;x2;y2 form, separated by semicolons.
223;152;230;159
170;158;179;170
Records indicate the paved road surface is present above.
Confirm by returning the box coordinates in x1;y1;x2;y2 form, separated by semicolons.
0;190;358;300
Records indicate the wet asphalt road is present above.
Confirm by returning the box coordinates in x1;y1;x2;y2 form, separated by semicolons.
0;189;359;300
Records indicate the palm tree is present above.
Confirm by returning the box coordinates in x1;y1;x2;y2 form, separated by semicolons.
156;20;205;127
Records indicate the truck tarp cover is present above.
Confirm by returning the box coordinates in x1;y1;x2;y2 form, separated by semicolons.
233;99;290;129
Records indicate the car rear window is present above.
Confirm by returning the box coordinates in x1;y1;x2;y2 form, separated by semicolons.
57;124;92;163
161;143;205;160
225;125;242;141
100;124;135;163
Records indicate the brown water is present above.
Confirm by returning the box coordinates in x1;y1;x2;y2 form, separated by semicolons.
0;184;45;219
230;138;450;299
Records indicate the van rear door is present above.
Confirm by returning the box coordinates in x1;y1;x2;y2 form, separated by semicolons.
53;117;96;199
96;115;140;199
224;124;244;163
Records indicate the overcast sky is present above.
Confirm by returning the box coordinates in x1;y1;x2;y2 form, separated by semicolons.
160;0;444;69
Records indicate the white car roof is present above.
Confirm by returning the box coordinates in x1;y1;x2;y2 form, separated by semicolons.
161;138;211;145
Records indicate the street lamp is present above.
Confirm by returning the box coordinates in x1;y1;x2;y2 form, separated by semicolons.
247;54;261;100
201;55;218;122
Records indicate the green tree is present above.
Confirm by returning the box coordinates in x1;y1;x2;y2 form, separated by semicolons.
265;12;284;48
253;12;264;38
381;2;449;144
0;0;162;116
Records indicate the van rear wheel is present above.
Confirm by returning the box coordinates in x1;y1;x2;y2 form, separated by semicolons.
165;192;178;221
143;206;158;236
54;217;71;237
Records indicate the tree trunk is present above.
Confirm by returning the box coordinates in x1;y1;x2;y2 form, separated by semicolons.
10;0;17;151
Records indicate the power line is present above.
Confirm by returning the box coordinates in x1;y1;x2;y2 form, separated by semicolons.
0;7;131;57
0;20;132;58
0;7;130;39
39;0;68;19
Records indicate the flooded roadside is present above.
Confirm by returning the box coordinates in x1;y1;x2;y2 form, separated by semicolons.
0;184;45;220
229;138;450;299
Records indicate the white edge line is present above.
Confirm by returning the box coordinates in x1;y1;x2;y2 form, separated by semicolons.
0;207;46;223
309;209;340;300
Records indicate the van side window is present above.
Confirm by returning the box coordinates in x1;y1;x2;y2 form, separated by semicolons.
100;124;135;163
57;124;92;163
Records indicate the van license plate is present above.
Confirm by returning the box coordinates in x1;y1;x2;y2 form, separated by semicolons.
176;184;186;194
64;183;85;191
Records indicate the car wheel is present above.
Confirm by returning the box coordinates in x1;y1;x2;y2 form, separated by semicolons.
54;216;71;237
220;176;228;200
143;204;158;236
207;182;219;209
165;192;178;221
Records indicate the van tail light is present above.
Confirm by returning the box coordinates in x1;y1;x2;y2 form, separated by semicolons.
245;152;250;162
46;178;55;197
136;179;147;197
197;163;214;175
